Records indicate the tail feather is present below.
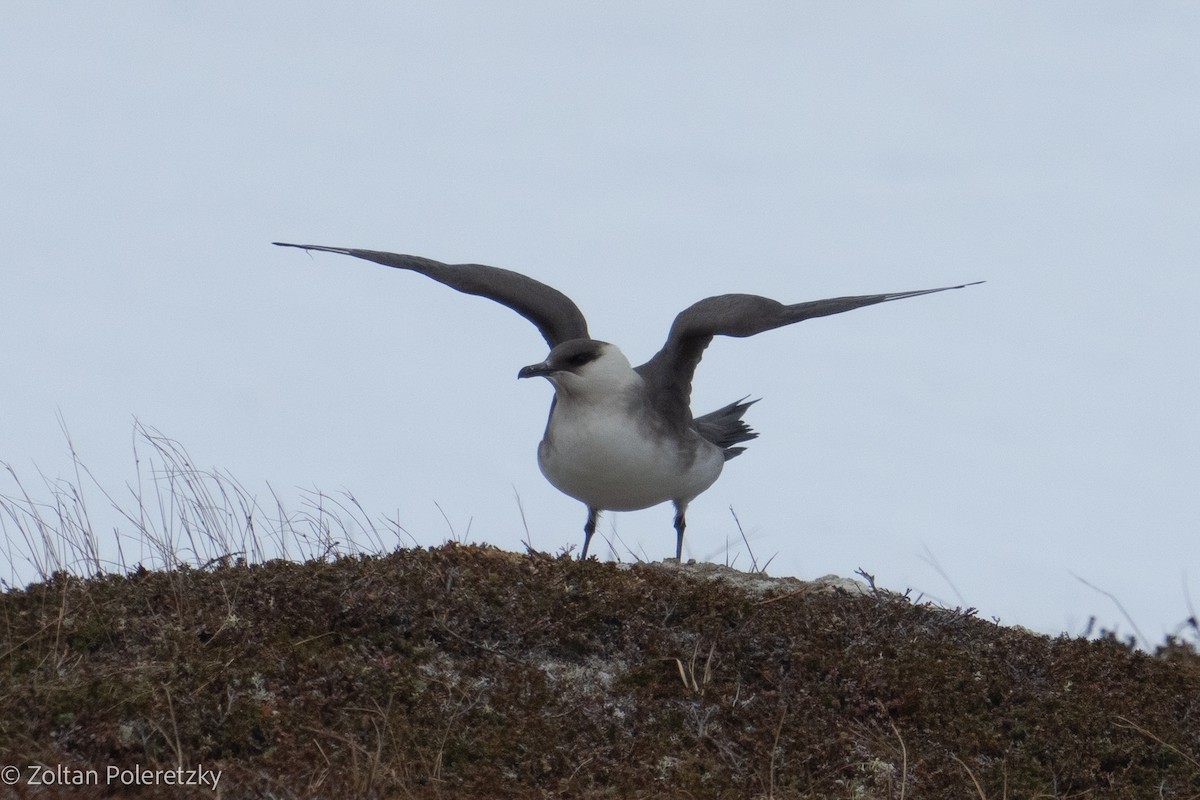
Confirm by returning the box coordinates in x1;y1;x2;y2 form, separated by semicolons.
694;397;759;460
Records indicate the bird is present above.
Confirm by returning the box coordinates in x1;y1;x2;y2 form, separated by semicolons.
275;242;981;561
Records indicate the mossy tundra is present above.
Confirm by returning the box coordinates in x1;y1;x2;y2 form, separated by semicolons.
2;544;1198;799
2;428;1197;797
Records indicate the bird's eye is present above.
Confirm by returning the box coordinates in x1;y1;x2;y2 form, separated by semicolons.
569;352;593;367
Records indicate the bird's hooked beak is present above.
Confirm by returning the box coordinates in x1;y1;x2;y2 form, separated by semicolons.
517;360;555;380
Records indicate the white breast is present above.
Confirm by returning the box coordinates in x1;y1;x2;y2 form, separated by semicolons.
536;391;724;512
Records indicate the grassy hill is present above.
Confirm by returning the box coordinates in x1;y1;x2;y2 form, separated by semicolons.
2;543;1197;799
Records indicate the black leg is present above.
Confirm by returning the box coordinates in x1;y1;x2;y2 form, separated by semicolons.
581;507;599;559
672;501;687;561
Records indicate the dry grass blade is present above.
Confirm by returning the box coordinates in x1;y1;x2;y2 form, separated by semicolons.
1;421;411;586
1114;715;1200;772
952;754;989;799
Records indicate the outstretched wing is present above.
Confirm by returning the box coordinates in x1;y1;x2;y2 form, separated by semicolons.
274;243;589;348
635;282;983;424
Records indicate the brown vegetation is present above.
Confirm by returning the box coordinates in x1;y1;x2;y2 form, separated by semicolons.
2;544;1197;799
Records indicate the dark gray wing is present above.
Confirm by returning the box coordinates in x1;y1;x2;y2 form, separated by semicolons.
274;243;589;347
635;282;983;425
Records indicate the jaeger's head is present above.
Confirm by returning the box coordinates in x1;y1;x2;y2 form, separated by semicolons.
517;339;637;398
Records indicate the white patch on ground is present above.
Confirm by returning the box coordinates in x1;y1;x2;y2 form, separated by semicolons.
628;560;873;599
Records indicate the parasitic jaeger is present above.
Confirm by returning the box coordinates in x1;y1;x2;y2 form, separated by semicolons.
275;242;980;560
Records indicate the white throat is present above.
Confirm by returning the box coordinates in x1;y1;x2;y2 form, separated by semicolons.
546;343;641;401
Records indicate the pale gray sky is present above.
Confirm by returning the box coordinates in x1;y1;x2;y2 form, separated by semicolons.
2;3;1197;644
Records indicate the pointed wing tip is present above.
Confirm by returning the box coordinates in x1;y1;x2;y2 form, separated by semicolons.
272;242;353;255
919;279;984;295
933;280;985;291
897;279;984;303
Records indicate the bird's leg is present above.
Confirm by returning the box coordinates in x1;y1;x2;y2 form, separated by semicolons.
580;507;600;559
672;501;688;561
